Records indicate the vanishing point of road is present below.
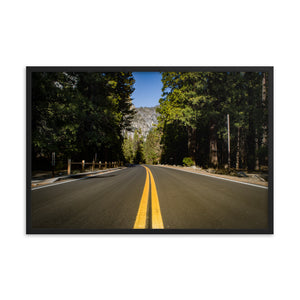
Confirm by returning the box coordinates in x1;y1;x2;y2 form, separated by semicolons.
30;165;269;230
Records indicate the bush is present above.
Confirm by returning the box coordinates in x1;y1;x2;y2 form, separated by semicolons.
182;157;194;167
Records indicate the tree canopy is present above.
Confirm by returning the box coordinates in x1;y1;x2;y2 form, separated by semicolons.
157;71;268;170
32;71;269;172
32;72;135;169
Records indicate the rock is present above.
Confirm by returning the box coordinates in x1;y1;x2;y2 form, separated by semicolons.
237;171;248;177
125;106;159;139
254;174;266;182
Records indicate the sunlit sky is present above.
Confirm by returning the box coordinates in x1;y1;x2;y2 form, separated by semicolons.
131;72;163;107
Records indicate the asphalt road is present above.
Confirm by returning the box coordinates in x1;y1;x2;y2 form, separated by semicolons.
30;165;269;230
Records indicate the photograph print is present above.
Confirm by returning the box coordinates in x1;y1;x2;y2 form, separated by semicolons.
27;67;273;233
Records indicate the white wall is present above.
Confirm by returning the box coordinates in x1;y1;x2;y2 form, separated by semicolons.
0;1;298;299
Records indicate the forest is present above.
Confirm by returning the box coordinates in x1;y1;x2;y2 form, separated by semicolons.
156;71;269;171
31;71;135;170
31;71;269;173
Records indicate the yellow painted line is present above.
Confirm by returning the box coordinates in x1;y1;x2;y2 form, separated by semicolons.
133;167;150;229
145;166;164;229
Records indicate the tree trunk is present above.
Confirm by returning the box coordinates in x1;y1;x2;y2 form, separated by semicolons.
187;126;196;164
209;123;218;167
255;129;260;171
262;72;267;146
227;114;231;169
236;127;240;170
240;129;246;169
247;85;256;171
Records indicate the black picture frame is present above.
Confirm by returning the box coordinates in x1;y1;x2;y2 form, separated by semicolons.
26;66;273;234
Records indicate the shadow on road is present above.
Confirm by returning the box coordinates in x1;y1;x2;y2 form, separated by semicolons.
85;174;117;179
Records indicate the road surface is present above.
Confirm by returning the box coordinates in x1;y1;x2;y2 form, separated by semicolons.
30;165;269;231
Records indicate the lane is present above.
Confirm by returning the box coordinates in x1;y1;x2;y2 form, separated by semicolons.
133;166;164;229
133;167;150;229
31;164;269;231
145;166;164;229
147;165;268;230
31;166;146;229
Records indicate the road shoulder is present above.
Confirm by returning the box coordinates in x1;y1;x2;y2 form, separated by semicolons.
156;165;268;188
31;167;126;188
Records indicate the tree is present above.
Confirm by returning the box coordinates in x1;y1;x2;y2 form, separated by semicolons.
122;132;134;163
133;129;144;164
158;72;227;167
32;71;136;170
144;128;162;164
32;72;80;167
157;71;269;170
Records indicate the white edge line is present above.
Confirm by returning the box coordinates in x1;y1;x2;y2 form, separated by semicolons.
157;165;268;189
31;168;124;191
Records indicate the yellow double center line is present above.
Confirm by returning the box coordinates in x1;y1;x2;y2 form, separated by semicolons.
133;166;164;229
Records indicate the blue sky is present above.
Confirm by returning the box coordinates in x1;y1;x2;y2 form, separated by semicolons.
131;72;163;107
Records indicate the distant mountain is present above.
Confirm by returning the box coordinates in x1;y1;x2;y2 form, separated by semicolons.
127;106;159;139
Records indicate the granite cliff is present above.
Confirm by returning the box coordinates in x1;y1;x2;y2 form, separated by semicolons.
127;106;159;139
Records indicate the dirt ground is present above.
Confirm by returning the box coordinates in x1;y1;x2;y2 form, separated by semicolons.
158;165;268;187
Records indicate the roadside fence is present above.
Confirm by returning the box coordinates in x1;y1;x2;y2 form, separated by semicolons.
67;159;123;175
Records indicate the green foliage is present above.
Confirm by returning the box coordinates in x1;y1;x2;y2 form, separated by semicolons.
133;129;145;164
182;157;194;167
32;70;269;172
32;72;135;169
122;130;145;164
158;71;269;170
160;121;188;165
134;142;144;164
122;133;134;163
144;128;161;164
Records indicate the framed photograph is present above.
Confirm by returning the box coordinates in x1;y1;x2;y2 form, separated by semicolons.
26;66;273;234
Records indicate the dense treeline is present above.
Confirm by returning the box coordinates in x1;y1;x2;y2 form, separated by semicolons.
32;71;269;172
144;128;162;164
157;72;268;170
122;129;145;164
32;72;135;170
122;128;162;165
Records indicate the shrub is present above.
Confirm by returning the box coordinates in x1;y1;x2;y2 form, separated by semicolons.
182;157;194;167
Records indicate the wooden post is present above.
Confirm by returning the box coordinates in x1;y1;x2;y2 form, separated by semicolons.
227;114;231;169
92;160;95;172
105;161;107;169
99;161;101;169
82;160;85;172
51;152;55;177
68;159;71;175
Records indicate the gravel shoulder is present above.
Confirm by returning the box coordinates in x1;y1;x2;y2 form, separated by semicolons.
157;165;268;187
